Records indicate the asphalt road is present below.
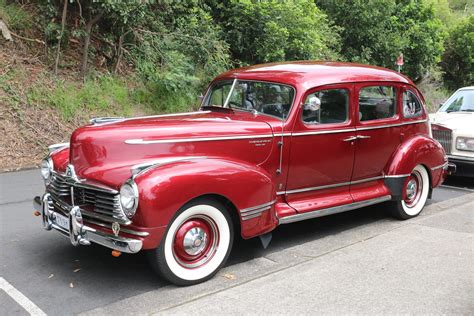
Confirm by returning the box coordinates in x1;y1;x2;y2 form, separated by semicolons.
0;169;472;315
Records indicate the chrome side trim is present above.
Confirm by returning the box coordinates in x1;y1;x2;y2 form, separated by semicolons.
385;174;411;178
431;162;449;171
125;134;274;145
350;175;384;184
279;195;392;224
131;156;208;177
284;176;383;195
273;133;292;137
356;119;428;131
48;142;69;153
240;200;276;221
240;200;276;213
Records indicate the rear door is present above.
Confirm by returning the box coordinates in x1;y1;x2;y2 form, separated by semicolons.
351;82;402;202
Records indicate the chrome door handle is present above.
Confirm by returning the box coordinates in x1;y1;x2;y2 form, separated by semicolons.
343;136;357;142
357;135;371;139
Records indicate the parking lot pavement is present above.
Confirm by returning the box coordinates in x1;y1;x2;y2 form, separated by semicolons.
1;169;473;315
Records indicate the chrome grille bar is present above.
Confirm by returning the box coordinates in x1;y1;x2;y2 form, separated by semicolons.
432;129;452;154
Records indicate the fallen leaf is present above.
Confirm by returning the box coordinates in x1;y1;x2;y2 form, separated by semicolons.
69;282;74;288
48;274;54;279
73;268;81;273
222;273;236;280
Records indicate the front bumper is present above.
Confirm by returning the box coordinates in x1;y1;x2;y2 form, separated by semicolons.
34;194;143;253
447;155;473;177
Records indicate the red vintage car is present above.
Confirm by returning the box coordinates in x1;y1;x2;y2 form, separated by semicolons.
33;62;454;286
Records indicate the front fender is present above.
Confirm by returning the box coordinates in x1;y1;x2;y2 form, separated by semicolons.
133;158;277;243
386;135;447;189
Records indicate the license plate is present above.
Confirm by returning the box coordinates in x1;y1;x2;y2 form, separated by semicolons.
55;213;69;231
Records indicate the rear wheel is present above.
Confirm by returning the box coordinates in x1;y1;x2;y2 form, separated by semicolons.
390;165;430;220
148;198;233;286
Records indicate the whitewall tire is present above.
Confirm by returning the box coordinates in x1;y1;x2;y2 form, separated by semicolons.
148;198;233;286
390;165;430;220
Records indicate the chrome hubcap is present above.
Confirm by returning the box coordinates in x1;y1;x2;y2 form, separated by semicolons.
183;227;208;255
406;179;417;200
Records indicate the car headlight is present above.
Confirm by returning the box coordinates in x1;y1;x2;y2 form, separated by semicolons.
456;137;474;152
120;180;139;218
41;158;53;181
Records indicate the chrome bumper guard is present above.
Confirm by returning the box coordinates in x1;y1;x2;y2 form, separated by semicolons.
447;162;456;175
33;194;142;253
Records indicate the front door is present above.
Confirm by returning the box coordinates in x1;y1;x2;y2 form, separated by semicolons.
285;84;356;213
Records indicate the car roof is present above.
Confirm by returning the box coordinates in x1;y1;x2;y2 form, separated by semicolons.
458;86;474;91
214;61;414;88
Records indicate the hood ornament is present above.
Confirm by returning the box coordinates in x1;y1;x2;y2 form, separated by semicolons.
112;222;120;236
66;164;79;182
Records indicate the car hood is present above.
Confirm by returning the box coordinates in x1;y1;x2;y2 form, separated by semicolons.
68;110;276;188
430;112;474;133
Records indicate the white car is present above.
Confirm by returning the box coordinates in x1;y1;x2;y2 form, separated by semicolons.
430;86;474;177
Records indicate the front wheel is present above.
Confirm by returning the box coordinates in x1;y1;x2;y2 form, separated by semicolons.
148;198;234;286
390;165;430;220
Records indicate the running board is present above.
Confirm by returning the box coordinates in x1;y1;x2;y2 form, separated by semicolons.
278;195;392;225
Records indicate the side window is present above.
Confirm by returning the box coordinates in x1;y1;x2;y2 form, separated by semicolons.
302;89;349;124
359;86;396;121
403;90;423;118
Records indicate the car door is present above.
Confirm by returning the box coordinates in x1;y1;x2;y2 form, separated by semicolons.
285;84;356;213
351;82;402;202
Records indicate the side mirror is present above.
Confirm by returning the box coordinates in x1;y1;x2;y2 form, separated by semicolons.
438;103;443;109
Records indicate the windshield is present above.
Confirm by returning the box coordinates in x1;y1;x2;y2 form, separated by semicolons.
203;80;295;119
440;89;474;113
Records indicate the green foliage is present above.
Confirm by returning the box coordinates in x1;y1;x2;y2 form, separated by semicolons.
0;0;33;30
441;15;474;90
131;2;230;112
210;0;340;65
27;76;141;120
317;0;446;81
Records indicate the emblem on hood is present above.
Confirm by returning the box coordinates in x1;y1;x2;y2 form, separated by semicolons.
66;164;79;181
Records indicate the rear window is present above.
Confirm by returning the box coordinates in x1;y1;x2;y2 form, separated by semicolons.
403;90;423;118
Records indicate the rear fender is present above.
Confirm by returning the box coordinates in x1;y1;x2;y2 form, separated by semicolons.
385;135;447;199
133;158;277;244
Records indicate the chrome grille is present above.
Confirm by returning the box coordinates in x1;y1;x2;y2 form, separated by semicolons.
49;173;71;197
432;129;452;154
74;187;123;217
46;172;129;225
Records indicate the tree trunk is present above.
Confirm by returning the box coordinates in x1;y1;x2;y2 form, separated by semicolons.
80;11;103;79
53;0;68;76
113;32;124;74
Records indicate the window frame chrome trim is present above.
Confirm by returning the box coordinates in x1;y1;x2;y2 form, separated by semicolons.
355;119;428;131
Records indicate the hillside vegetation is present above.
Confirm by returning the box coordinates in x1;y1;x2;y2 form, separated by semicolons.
0;0;473;171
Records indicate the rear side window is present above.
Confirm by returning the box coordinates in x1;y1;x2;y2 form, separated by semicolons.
302;89;349;124
403;90;423;118
359;86;396;121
